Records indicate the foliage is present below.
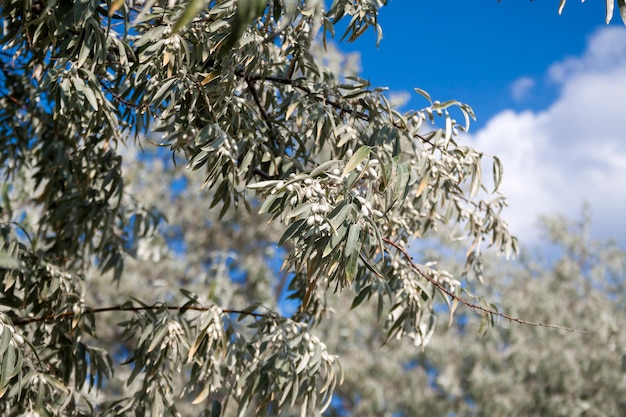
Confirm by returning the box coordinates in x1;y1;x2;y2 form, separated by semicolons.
0;0;534;415
320;213;626;416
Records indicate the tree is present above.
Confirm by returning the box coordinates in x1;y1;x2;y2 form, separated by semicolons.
434;213;626;416
0;0;573;415
318;212;626;416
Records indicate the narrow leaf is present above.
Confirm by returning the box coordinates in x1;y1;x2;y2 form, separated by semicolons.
345;224;362;283
285;100;299;121
0;329;10;356
619;0;626;24
152;77;177;108
201;71;221;85
342;146;371;177
351;285;371;309
311;160;340;177
606;0;615;23
172;0;205;34
0;251;20;270
258;193;280;215
492;155;503;193
415;176;429;198
109;0;125;16
279;218;306;245
469;161;482;198
193;385;211;404
393;163;409;202
247;180;282;190
344;223;361;258
83;86;99;111
448;298;459;328
328;201;352;231
414;88;431;102
0;346;15;388
147;325;168;353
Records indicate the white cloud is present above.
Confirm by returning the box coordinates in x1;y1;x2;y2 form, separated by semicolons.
387;90;411;109
469;27;626;246
510;76;535;101
548;27;626;83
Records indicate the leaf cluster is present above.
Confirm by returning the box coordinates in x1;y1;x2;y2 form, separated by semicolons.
0;0;522;415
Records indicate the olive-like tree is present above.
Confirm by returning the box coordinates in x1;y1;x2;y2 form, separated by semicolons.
0;1;601;416
319;211;626;416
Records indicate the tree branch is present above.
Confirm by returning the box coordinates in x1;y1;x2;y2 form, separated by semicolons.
13;303;268;326
246;77;285;156
240;73;435;146
383;238;589;333
100;81;148;112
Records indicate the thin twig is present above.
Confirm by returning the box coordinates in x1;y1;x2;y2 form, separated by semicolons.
101;82;148;112
246;77;284;155
383;238;589;333
13;304;267;326
241;73;434;146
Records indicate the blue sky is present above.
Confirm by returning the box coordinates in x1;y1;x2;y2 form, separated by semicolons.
339;0;616;126
334;1;626;247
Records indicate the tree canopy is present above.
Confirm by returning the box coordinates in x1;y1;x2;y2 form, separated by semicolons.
321;212;626;416
0;1;617;416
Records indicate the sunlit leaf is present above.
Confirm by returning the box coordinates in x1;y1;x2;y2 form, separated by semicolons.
0;251;20;270
342;146;371;177
492;155;503;193
172;0;206;34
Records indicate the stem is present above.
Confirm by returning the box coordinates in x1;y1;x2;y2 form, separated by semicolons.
13;304;267;326
383;238;588;333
